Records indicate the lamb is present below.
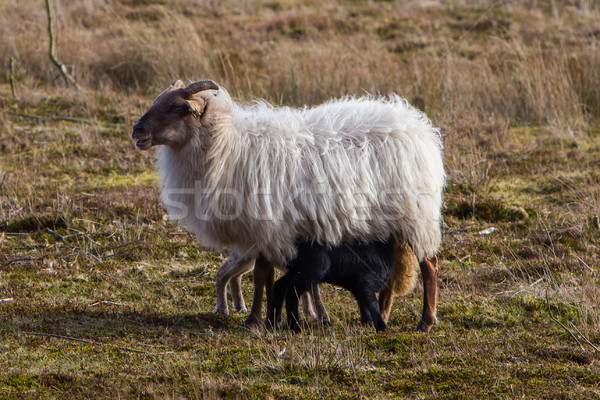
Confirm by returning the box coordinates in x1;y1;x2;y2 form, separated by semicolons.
266;237;396;333
131;79;445;332
217;253;331;326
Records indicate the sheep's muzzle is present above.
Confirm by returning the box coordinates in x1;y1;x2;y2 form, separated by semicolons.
131;126;152;150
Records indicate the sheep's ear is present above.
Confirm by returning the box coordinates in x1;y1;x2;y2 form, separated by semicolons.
170;80;186;89
185;98;206;119
155;80;187;103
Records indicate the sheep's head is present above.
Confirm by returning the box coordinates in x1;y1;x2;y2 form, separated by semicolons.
131;79;224;150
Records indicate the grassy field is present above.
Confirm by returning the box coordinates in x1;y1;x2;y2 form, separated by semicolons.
1;0;600;398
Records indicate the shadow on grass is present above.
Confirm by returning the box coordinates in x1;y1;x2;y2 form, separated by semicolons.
4;305;243;340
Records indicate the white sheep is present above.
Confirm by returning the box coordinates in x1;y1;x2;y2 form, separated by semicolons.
132;80;444;332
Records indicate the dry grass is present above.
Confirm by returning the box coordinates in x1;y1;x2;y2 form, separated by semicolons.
1;0;600;398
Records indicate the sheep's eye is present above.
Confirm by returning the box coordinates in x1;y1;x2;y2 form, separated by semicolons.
171;103;190;115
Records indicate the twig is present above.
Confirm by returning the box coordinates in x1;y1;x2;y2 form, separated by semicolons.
45;0;77;88
89;239;143;255
17;331;171;355
2;239;141;267
530;277;545;287
191;329;215;337
550;225;582;236
573;255;595;275
45;228;77;249
0;298;14;303
88;301;126;307
2;254;49;267
9;56;17;99
49;385;63;394
166;279;206;284
17;244;52;251
545;291;585;351
568;322;600;353
9;111;122;128
65;231;111;238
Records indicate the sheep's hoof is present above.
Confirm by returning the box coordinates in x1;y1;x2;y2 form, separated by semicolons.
242;315;261;330
319;317;331;326
233;305;248;313
416;318;436;333
215;306;229;317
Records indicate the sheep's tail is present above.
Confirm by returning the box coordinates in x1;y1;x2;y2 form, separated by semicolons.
389;235;418;295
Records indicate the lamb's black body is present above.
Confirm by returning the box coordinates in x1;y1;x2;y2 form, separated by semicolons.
266;237;395;332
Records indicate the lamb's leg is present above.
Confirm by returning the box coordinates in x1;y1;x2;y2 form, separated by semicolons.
243;255;274;328
416;255;438;332
358;300;374;325
354;287;386;332
285;272;330;332
266;271;295;330
286;284;305;332
216;254;253;316
309;284;330;325
300;292;317;319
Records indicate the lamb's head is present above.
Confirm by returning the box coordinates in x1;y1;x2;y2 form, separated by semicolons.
131;79;230;150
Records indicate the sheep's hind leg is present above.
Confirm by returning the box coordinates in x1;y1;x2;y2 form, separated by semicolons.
416;255;438;333
378;287;395;325
216;254;253;316
242;255;274;329
380;236;418;324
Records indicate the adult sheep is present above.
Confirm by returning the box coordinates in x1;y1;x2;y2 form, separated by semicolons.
131;80;445;332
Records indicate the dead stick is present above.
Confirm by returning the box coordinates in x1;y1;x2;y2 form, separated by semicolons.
45;228;77;249
45;0;77;88
90;239;143;255
9;56;17;98
545;292;585;351
9;111;122;128
568;322;600;353
2;254;49;267
16;331;168;355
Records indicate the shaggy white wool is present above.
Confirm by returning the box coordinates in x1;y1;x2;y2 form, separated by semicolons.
156;89;445;263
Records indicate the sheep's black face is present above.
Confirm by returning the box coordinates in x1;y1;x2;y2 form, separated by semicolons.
132;80;219;150
132;89;196;150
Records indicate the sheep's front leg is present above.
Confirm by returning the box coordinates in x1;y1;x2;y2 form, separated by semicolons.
229;258;256;312
243;255;274;328
215;253;254;316
416;255;438;332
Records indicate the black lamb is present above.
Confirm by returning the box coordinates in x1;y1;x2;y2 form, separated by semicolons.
266;237;395;332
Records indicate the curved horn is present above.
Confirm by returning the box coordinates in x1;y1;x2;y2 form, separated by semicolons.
184;80;219;97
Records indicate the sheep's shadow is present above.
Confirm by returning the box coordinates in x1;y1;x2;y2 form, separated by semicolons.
5;305;243;341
